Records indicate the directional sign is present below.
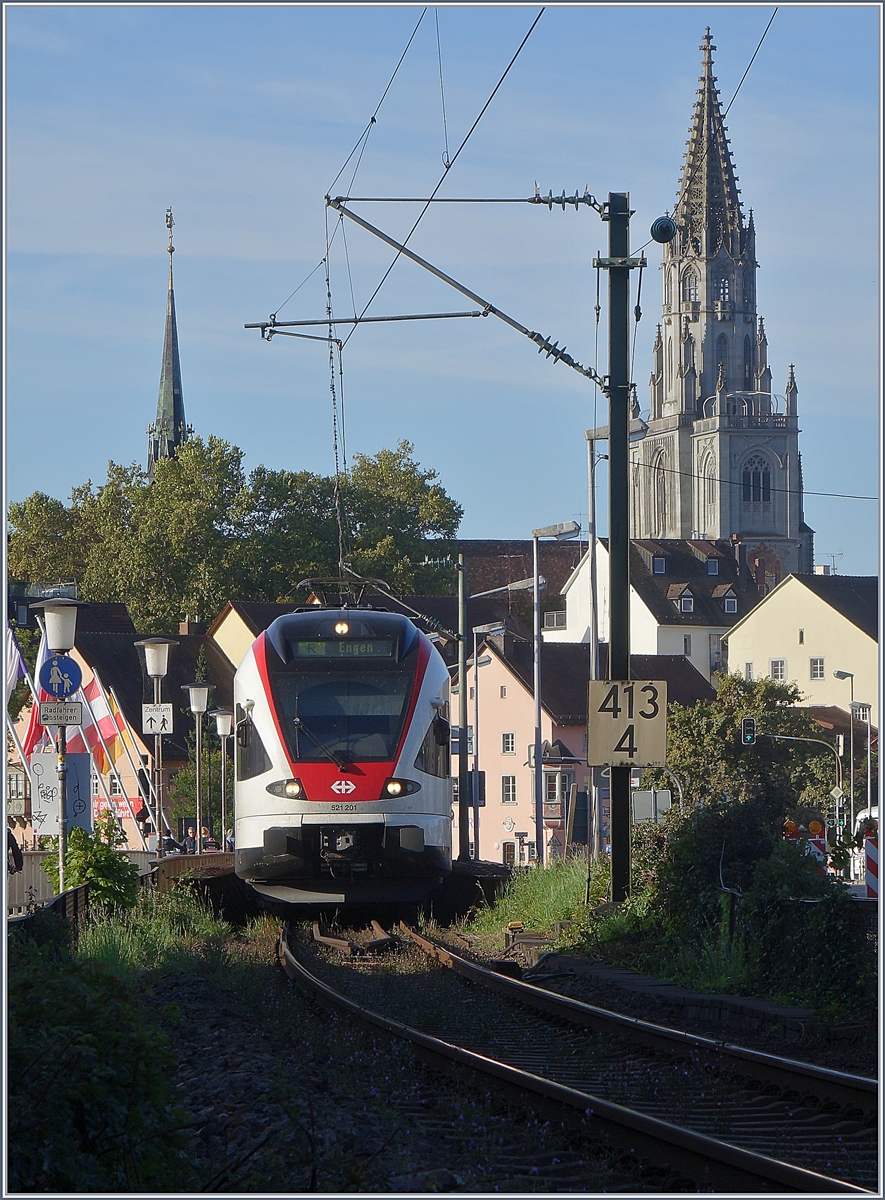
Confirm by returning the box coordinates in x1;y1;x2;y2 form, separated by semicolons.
39;701;83;726
142;703;173;735
588;680;667;768
39;654;82;698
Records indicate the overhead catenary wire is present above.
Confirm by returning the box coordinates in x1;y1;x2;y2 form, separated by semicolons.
339;6;545;350
435;8;451;168
630;456;875;503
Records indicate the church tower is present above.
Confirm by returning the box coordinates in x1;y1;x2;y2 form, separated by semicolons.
147;208;191;479
631;30;813;585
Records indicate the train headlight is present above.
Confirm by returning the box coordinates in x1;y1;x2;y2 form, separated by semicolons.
334;621;349;635
383;778;420;797
266;778;305;799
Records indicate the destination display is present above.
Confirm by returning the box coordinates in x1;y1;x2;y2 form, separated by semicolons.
294;639;396;659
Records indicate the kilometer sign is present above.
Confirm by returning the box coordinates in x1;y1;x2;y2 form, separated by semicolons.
588;680;667;767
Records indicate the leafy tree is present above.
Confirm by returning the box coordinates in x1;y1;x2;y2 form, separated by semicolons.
345;440;462;592
7;437;463;630
42;813;140;908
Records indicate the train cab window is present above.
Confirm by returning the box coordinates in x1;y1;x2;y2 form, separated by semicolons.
415;715;450;778
235;704;272;780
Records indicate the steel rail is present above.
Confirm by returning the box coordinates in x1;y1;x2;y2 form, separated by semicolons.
400;925;878;1117
279;926;870;1194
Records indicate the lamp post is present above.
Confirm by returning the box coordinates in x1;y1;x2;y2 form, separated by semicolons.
210;710;233;852
182;683;214;852
532;521;580;866
135;637;177;857
471;622;506;860
30;598;86;894
834;671;855;851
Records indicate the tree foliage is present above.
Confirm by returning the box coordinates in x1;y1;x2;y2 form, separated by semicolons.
7;437;463;632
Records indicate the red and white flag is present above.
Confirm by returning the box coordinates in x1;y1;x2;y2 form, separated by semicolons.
21;629;53;759
66;678;128;775
5;622;28;705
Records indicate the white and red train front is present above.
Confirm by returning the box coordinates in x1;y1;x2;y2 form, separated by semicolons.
233;608;453;905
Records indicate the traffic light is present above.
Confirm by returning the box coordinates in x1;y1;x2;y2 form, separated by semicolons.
740;717;757;745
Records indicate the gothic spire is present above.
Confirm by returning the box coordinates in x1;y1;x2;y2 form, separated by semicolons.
674;28;744;257
147;208;190;478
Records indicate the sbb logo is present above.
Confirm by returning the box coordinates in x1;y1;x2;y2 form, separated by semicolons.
331;779;356;795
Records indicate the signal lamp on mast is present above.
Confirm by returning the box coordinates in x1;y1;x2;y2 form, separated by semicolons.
741;717;757;746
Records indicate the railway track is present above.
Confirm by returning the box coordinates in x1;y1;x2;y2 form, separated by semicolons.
280;921;878;1193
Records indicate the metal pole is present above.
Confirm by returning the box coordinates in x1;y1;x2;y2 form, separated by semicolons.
587;434;601;859
457;553;470;861
473;628;480;860
57;725;67;893
195;712;203;853
153;676;164;858
607;192;632;903
221;734;228;851
848;679;855;850
533;534;544;866
866;707;872;830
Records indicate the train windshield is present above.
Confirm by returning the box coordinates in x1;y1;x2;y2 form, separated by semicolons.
268;665;417;763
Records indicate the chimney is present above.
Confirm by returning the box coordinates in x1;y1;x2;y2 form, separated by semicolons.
179;620;207;636
730;534;747;590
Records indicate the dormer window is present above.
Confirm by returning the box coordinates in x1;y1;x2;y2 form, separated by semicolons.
706;558;719;576
652;556;667;575
724;595;738;614
680;594;694;613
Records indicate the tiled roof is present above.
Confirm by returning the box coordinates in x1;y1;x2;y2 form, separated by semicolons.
793;575;878;641
601;538;760;628
488;640;715;724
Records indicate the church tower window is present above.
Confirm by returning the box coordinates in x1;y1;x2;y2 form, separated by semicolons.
743;335;752;389
664;270;672;310
714;270;731;302
653;454;668;537
682;269;699;302
742;455;771;506
715;334;728;373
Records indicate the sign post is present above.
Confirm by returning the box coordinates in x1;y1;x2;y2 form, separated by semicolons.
587;680;667;769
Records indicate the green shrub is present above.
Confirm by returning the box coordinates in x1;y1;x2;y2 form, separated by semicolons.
41;812;140;908
465;858;588;937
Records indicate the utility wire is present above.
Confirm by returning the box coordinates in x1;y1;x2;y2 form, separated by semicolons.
435;8;451;168
628;456;875;502
341;6;545;350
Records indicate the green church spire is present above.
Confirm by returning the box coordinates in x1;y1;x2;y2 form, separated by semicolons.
147;208;190;478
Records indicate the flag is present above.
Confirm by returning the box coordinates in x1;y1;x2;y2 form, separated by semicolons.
21;629;53;758
5;623;28;705
67;678;126;775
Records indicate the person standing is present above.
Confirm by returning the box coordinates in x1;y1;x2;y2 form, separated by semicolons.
182;826;197;855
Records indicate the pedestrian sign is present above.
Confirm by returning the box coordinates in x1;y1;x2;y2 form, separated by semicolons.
142;703;173;736
39;654;82;698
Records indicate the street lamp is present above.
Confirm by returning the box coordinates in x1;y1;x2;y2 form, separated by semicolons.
30;597;87;894
182;682;214;852
210;710;234;853
532;521;581;866
471;622;506;860
834;671;855;853
135;637;177;857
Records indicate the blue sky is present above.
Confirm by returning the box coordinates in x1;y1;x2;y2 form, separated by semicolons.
4;4;880;575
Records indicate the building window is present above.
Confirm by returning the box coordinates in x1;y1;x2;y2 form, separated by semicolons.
714;270;731;302
745;663;754;681
683;635;692;656
798;629;804;644
502;841;516;866
709;634;723;673
682;269;699;302
91;774;100;798
543;610;567;629
652;555;666;575
742;455;771;506
501;776;517;804
7;773;26;801
770;659;787;681
680;594;694;613
109;774;122;796
724;595;738;614
469;686;475;700
810;658;825;680
499;685;507;699
501;732;515;756
706;558;719;575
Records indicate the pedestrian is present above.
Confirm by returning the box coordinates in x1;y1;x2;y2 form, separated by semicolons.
225;827;235;853
202;826;219;851
7;826;24;875
162;829;181;854
182;826;197;855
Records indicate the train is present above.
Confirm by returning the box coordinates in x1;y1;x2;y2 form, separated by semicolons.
233;607;453;907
